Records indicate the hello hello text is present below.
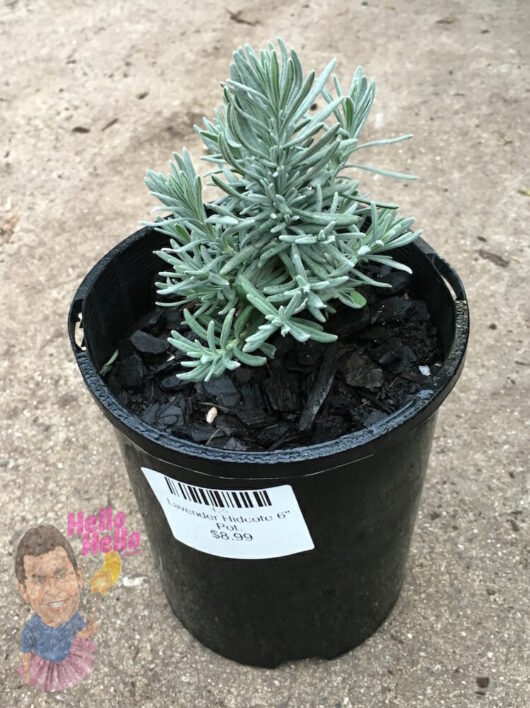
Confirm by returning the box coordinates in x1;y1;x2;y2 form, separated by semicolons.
67;507;141;557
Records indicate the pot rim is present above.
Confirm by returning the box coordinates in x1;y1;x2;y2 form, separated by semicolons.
68;227;469;472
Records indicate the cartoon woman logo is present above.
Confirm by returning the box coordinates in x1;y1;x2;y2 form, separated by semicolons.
15;525;97;692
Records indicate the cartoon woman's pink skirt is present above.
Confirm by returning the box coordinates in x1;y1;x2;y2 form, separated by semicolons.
20;637;96;692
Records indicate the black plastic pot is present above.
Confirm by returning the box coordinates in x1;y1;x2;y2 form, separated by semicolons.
68;226;468;667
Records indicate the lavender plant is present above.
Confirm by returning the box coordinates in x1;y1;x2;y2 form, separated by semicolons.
145;40;419;382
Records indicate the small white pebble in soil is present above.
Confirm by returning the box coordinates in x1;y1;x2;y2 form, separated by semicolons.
419;365;431;376
206;407;218;424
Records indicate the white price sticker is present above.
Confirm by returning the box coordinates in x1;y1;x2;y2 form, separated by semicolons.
141;467;314;559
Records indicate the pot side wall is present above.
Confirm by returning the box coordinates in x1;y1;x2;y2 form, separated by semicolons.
116;412;436;667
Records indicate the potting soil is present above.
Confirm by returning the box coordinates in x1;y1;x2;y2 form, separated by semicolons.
105;267;443;451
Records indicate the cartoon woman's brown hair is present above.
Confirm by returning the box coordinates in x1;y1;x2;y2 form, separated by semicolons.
16;525;97;692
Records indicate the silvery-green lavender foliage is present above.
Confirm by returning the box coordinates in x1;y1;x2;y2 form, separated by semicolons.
145;40;420;382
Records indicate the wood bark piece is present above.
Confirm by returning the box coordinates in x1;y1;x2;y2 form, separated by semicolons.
299;343;342;432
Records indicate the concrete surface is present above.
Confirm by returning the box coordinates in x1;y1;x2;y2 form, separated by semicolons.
0;0;528;705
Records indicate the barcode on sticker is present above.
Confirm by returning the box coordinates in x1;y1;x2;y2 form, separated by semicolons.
164;477;272;509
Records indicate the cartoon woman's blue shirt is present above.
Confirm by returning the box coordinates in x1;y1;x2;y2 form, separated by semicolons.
21;612;85;662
